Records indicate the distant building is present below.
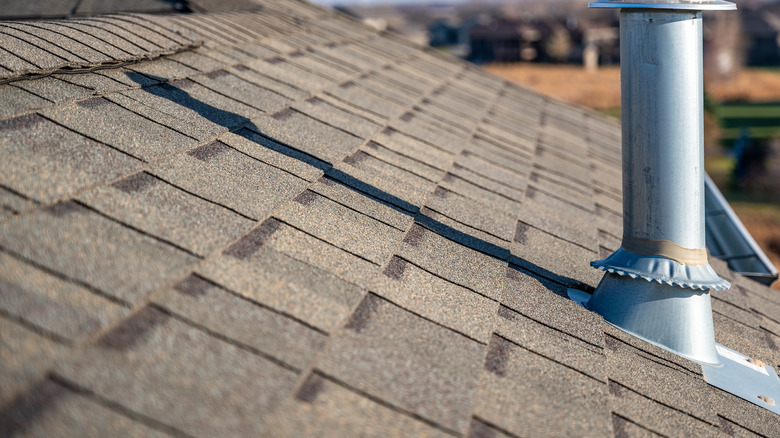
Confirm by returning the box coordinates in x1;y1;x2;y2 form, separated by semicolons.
741;7;780;66
468;18;562;63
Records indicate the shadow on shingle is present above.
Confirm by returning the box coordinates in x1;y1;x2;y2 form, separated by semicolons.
124;71;581;290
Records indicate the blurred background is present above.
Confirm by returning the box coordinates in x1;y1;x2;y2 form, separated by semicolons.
313;0;780;288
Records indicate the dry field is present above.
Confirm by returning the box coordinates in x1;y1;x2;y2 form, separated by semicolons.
485;63;780;109
485;63;780;290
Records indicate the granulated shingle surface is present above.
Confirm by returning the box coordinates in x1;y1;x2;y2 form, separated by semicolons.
1;1;778;436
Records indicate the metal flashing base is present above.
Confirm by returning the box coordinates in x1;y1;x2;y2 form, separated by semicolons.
703;344;780;415
587;274;720;366
567;288;780;416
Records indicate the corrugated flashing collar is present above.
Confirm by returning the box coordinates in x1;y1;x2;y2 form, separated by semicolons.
589;0;736;10
591;247;731;291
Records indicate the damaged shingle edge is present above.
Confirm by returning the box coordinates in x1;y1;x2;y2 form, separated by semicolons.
0;42;202;86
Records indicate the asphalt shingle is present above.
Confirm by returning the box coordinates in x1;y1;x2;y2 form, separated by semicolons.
0;84;51;118
265;373;451;438
150;141;308;220
370;256;498;343
152;275;328;370
56;306;299;437
0;380;170;438
397;224;507;301
78;172;254;257
274;190;403;264
472;334;611;438
0;114;142;203
0;252;129;342
0;317;66;405
40;97;196;161
316;294;485;435
251;109;363;165
0;202;198;304
199;235;365;332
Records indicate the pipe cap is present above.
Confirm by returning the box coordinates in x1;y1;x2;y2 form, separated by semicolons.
589;0;736;10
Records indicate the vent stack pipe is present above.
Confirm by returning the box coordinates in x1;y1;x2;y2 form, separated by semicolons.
586;0;735;366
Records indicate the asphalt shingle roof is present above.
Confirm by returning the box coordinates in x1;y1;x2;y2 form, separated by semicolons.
2;1;780;436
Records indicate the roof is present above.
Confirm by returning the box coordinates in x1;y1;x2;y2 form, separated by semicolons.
1;1;780;436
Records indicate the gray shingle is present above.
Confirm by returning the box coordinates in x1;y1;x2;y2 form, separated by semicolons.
516;194;598;251
440;173;521;215
0;46;38;74
328;159;430;213
309;177;413;231
219;129;325;181
274;190;403;264
40;97;196;161
604;334;717;424
397;224;506;301
190;69;290;113
119;78;259;140
13;77;92;104
78;172;254;257
0;114;142;203
152;275;328;370
51;20;147;57
0;317;66;405
0;203;198;304
55;306;299;437
265;373;452;437
245;56;335;92
608;380;720;438
0;84;51;119
373;128;456;170
494;305;605;382
316;294;485;434
425;187;516;242
0;187;36;217
0;252;129;342
0;29;70;70
228;64;309;100
0;25;83;64
370;257;498;343
471;335;610;438
286;51;353;83
446;164;524;203
199;242;365;333
251;109;363;164
417;207;510;255
150;141;307;220
362;141;444;182
3;22;106;63
325;82;405;121
502;267;605;348
293;97;381;139
126;57;199;81
0;380;170;438
168;49;226;73
511;222;602;288
73;17;161;52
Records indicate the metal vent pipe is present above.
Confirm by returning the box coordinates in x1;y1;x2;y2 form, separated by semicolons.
586;0;734;366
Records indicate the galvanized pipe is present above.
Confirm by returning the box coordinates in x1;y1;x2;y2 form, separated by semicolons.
621;10;705;250
586;0;734;366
